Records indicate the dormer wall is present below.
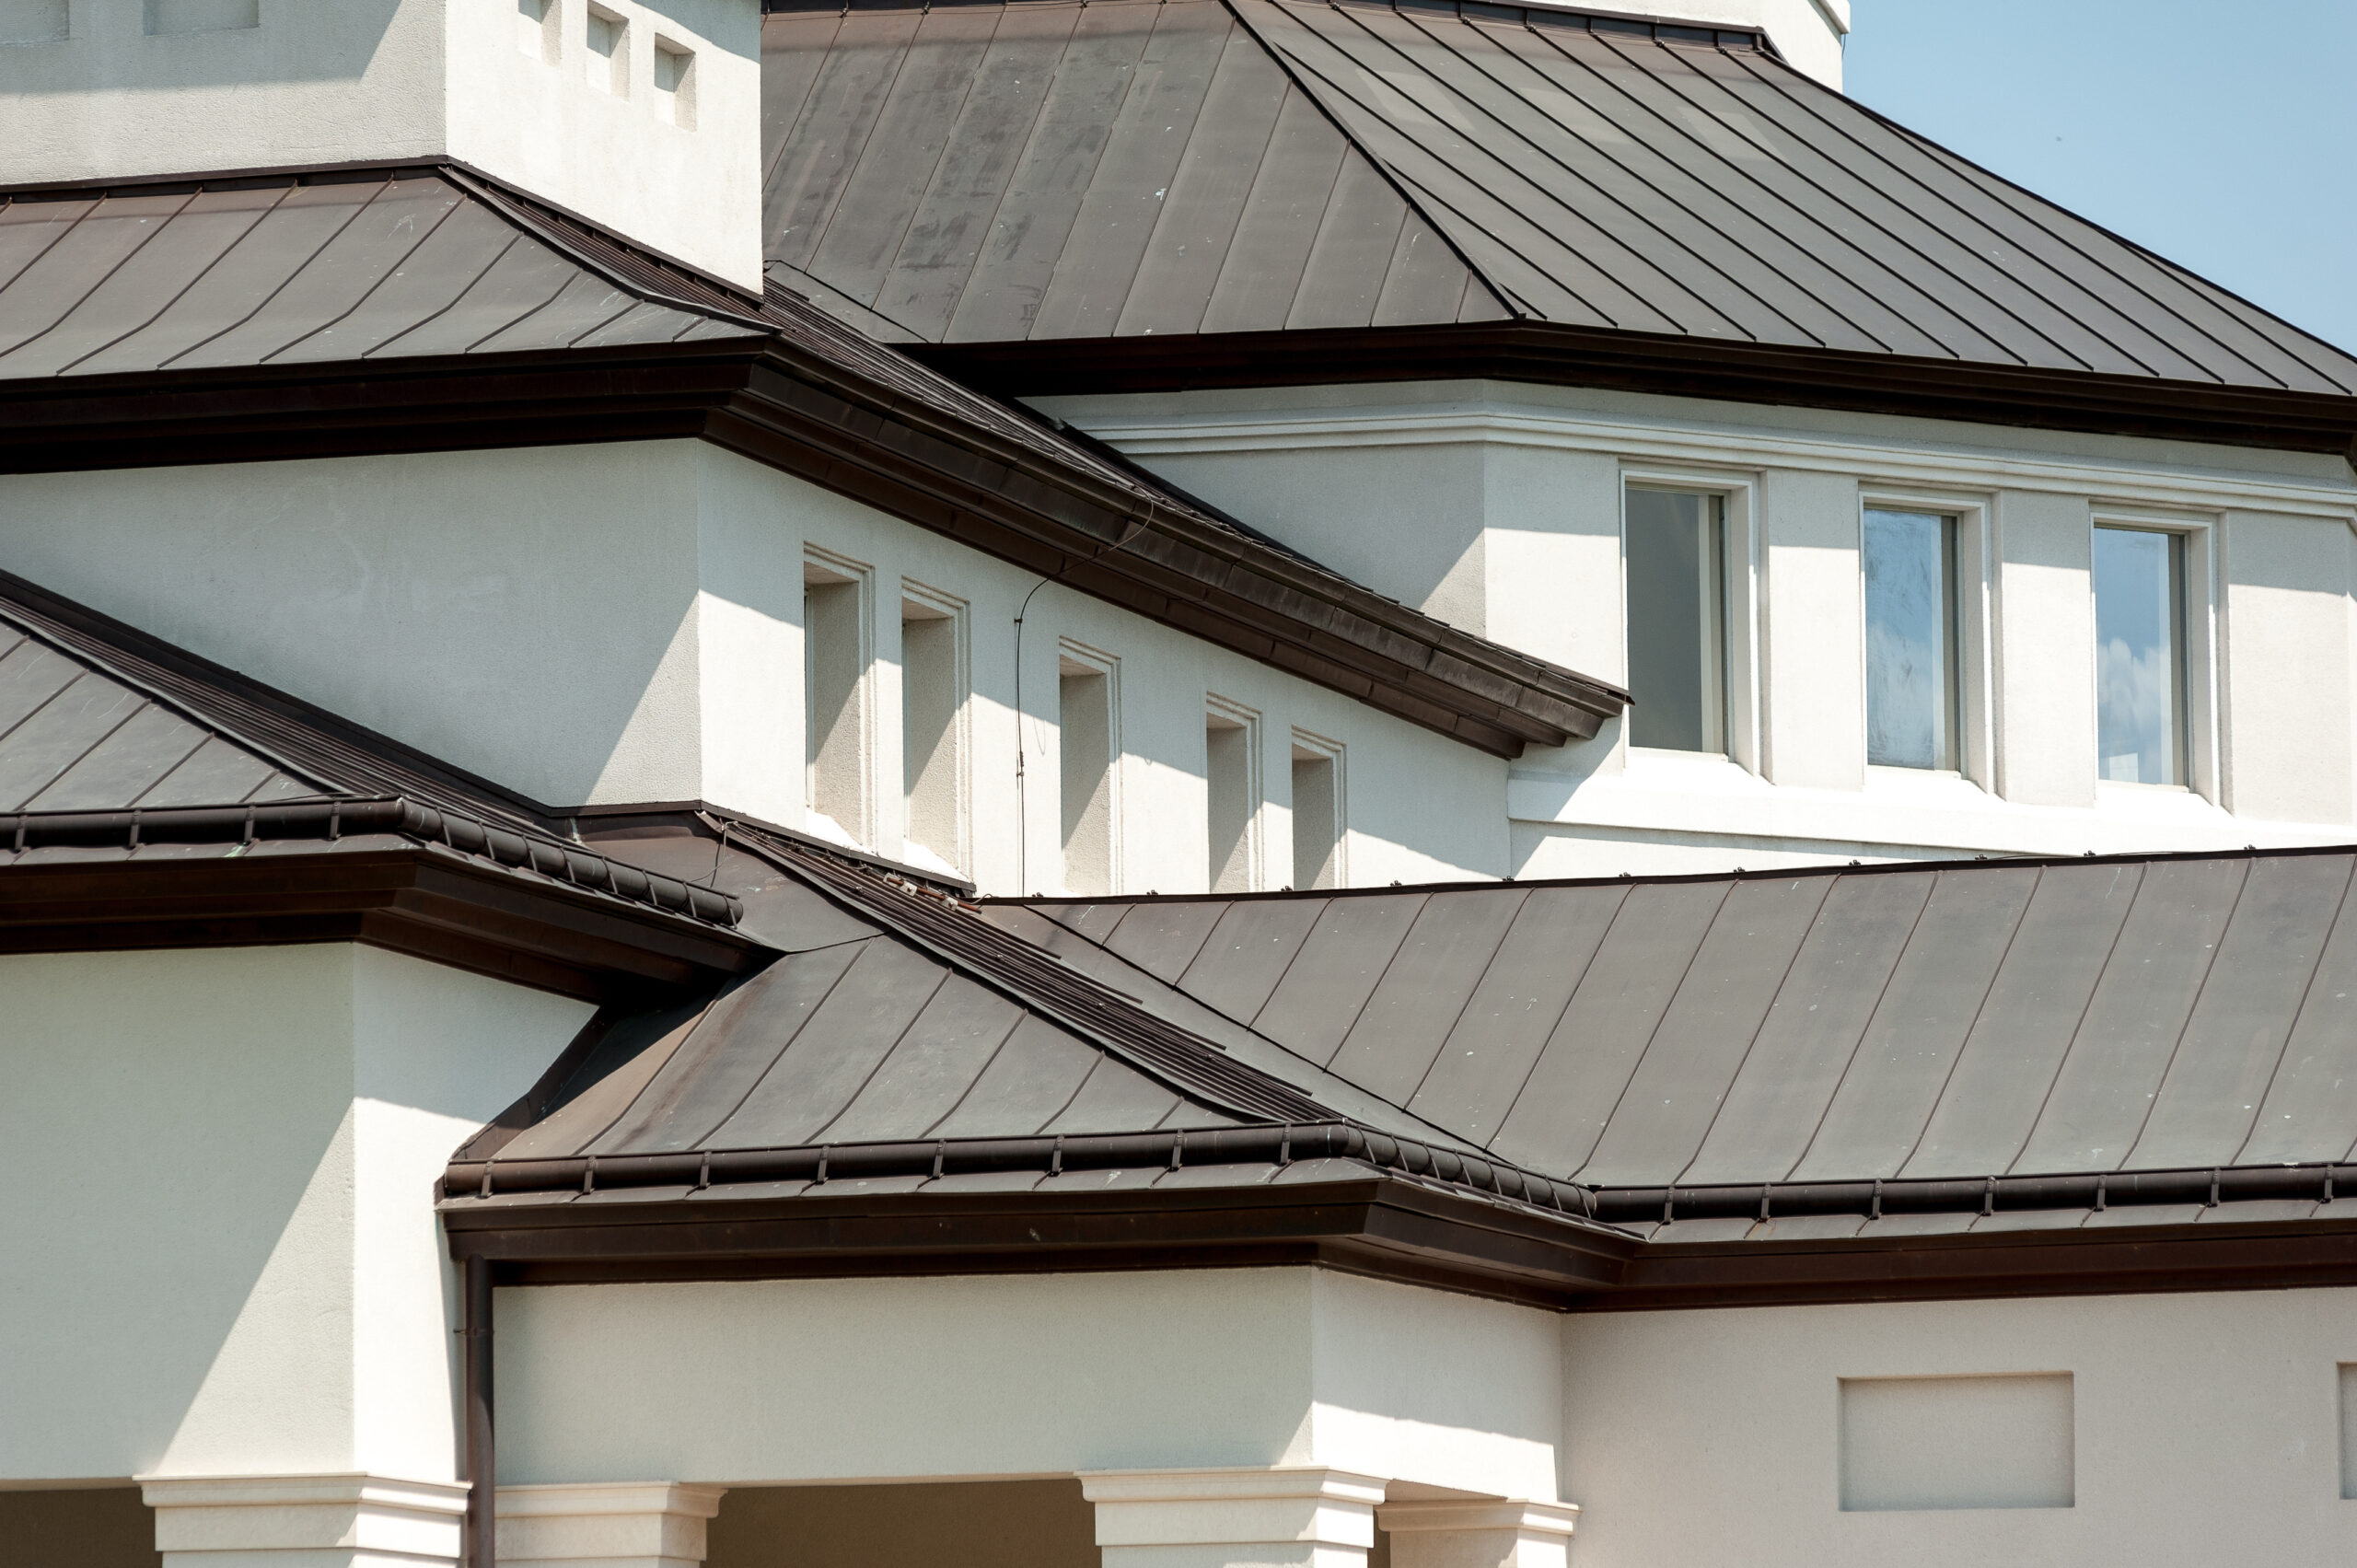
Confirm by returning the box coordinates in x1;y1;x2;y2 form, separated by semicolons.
0;0;762;287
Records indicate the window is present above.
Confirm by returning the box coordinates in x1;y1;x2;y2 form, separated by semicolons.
1625;488;1726;752
2340;1364;2357;1499
900;587;966;876
1290;733;1342;891
2093;525;2187;785
1205;699;1260;894
1864;507;1961;771
805;555;870;845
1840;1374;2073;1512
1058;649;1116;897
653;37;696;127
517;0;560;63
585;2;626;95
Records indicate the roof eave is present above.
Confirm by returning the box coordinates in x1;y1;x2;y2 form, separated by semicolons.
910;322;2357;460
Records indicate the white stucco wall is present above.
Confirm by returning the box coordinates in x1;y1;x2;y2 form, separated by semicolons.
0;439;1507;895
0;0;763;287
1560;1287;2357;1567
1039;380;2357;877
0;945;590;1483
495;1267;1562;1499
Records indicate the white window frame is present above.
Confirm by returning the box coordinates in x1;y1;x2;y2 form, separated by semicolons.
2088;505;2219;804
1619;468;1760;774
1858;487;1994;792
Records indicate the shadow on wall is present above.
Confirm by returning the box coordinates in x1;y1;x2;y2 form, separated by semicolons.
0;1488;158;1568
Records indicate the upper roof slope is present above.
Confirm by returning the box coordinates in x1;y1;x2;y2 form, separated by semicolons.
760;0;2357;441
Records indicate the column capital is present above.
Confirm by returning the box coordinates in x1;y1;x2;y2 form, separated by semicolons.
1080;1467;1387;1568
496;1481;728;1568
138;1471;470;1566
1376;1497;1578;1568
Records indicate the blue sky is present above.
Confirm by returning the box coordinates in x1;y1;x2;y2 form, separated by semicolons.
1846;0;2357;355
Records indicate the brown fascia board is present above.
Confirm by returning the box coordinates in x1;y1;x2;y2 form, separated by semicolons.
911;322;2357;462
438;1170;2357;1312
0;343;1620;758
0;833;761;1001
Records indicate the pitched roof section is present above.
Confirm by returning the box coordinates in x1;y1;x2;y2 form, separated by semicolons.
993;848;2357;1187
0;567;749;955
0;168;763;377
760;0;2357;432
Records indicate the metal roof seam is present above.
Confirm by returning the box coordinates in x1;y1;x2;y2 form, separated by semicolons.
354;233;525;362
2102;857;2256;1172
1999;862;2154;1176
1394;886;1531;1109
56;183;294;377
1887;862;2048;1180
1344;4;1842;350
154;174;396;373
1524;27;1998;362
2224;856;2357;1168
1224;0;1518;320
1718;47;2273;389
1663;874;1835;1189
916;1009;1034;1139
0;192;99;304
0;188;198;366
802;966;961;1145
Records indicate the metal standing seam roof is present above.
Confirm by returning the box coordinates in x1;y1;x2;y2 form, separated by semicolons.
758;0;2357;397
991;849;2357;1201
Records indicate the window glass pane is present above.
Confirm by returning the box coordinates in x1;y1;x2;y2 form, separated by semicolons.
1625;489;1724;752
1864;508;1957;770
2094;527;2185;785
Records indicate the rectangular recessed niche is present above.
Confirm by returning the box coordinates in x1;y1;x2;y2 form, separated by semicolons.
1058;650;1116;898
653;37;696;127
145;0;258;35
517;0;559;63
2340;1365;2357;1499
1205;700;1260;894
900;587;966;877
1840;1374;2073;1512
0;0;68;45
585;1;626;95
805;556;871;849
1291;734;1342;890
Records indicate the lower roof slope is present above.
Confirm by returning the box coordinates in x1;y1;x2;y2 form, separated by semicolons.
760;0;2357;449
444;837;2357;1307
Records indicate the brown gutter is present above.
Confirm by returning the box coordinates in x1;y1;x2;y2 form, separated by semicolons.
912;321;2357;460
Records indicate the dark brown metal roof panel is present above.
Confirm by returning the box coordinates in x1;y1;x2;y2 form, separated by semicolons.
761;0;2357;400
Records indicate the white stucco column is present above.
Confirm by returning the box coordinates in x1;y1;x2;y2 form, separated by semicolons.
496;1482;727;1568
1081;1468;1386;1568
1376;1499;1578;1568
140;1473;469;1567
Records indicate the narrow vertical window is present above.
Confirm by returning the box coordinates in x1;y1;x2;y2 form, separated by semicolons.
653;38;696;127
900;588;965;876
585;2;627;94
1059;654;1114;896
1290;735;1342;891
2093;526;2187;785
1864;507;1961;771
2339;1364;2357;1499
1625;489;1726;752
1205;702;1260;894
805;557;869;845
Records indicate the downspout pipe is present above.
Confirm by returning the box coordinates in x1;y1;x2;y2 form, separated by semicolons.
462;1254;495;1568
